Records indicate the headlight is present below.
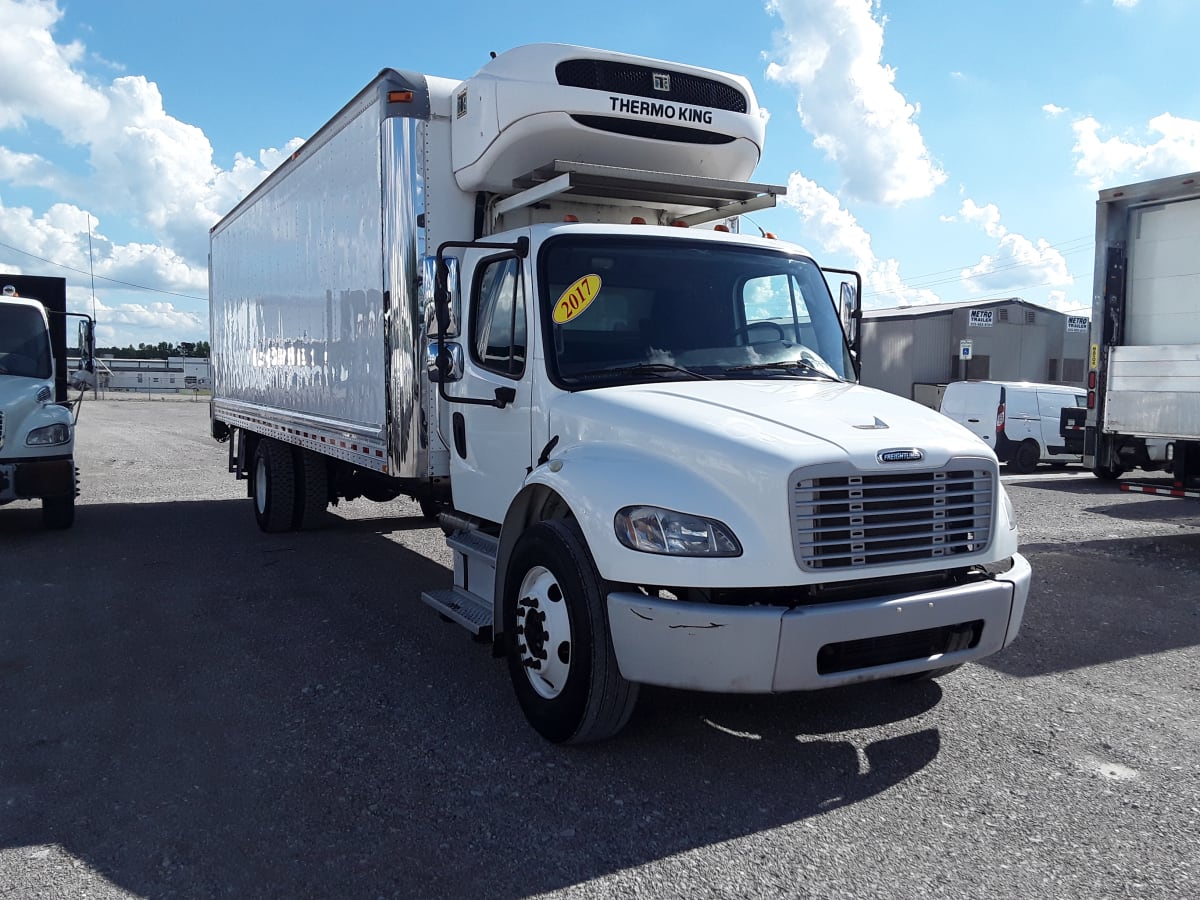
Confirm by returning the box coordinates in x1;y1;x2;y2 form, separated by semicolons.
27;423;71;446
999;484;1017;531
614;506;741;557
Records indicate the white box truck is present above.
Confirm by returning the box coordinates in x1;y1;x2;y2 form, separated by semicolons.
1084;171;1200;495
209;44;1031;743
0;274;95;528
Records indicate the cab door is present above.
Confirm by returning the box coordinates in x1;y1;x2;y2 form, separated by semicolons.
446;246;534;524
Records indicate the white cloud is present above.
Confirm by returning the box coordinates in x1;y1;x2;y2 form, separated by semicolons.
1113;1;1139;9
957;199;1072;293
1071;113;1200;189
0;0;298;343
765;0;946;205
783;173;940;307
1043;104;1067;117
0;197;207;344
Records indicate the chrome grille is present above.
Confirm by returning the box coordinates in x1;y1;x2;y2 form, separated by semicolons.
792;464;995;570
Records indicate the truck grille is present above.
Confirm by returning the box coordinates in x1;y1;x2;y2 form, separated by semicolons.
792;463;995;570
555;60;748;113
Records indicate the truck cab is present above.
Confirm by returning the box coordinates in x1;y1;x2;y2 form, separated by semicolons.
0;280;94;528
430;218;1029;743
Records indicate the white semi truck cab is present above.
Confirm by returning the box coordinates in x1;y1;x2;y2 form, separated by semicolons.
209;44;1031;742
0;277;95;529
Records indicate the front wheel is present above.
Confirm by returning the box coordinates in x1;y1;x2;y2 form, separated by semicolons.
503;520;639;744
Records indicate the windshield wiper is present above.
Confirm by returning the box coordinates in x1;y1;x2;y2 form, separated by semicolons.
567;362;714;381
722;360;842;382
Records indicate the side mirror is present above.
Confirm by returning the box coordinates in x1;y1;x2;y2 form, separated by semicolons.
70;316;96;390
426;340;463;383
840;281;859;348
430;256;460;339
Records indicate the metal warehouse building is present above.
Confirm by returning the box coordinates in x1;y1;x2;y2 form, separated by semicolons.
858;298;1090;408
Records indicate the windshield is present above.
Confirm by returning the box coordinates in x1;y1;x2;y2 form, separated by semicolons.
0;304;53;379
539;235;852;388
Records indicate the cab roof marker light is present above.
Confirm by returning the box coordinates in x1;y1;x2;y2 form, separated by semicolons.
563;214;579;222
671;219;689;228
388;91;414;103
630;216;647;225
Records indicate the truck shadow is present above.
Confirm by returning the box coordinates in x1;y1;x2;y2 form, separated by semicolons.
983;533;1200;678
0;497;944;898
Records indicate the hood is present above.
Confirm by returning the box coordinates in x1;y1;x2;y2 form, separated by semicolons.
549;379;992;471
0;376;57;451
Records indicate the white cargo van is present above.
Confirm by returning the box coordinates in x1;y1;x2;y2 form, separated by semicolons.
940;381;1086;473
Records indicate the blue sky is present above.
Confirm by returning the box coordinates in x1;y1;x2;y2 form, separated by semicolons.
1;0;1197;347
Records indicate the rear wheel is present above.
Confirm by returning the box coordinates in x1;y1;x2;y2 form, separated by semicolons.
42;493;74;529
1008;439;1040;474
503;519;638;744
253;439;297;533
1093;462;1124;481
293;449;329;530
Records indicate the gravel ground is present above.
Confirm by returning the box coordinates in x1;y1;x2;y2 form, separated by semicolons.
1;398;1197;899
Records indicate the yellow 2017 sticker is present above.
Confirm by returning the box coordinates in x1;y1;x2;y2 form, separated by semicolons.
553;274;602;325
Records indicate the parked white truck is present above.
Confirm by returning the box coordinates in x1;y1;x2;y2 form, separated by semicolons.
1083;171;1200;495
209;44;1031;742
0;274;95;528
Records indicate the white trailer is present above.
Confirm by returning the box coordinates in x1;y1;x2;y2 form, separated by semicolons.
1083;171;1200;490
209;44;1031;743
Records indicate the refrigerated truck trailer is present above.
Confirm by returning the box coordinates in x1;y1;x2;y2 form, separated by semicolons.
0;274;95;528
1084;171;1200;491
209;43;1030;743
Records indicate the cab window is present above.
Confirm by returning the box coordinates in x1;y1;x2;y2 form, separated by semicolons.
471;256;526;378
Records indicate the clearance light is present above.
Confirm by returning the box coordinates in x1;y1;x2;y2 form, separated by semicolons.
1088;371;1097;389
1087;391;1095;409
630;216;647;225
671;219;689;228
563;214;579;223
714;224;730;232
763;231;777;239
388;91;414;103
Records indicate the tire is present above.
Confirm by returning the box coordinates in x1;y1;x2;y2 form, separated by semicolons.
42;493;75;529
293;448;329;530
503;519;639;744
1008;439;1040;474
1093;463;1124;481
253;438;297;533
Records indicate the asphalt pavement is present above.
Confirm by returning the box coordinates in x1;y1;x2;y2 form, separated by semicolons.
1;398;1197;899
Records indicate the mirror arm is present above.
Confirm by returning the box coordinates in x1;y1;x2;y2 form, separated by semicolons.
433;237;529;410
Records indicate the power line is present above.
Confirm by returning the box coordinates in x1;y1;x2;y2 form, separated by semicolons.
893;234;1094;286
0;238;208;302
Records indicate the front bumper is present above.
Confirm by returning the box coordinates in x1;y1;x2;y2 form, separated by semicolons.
0;456;75;502
606;553;1031;692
